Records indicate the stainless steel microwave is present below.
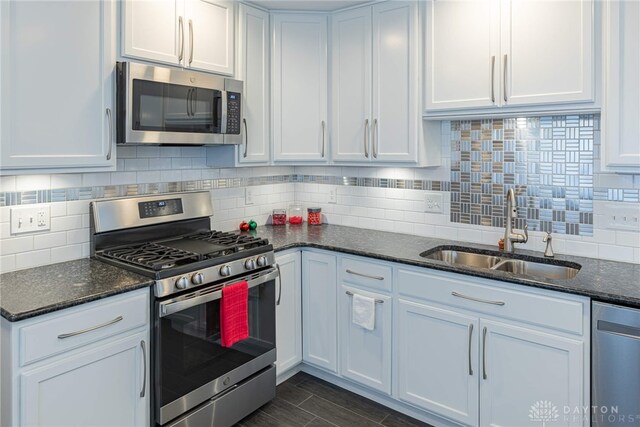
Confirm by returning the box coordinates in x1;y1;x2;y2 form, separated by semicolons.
116;62;242;145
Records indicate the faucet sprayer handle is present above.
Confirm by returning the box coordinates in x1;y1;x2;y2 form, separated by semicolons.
543;232;551;242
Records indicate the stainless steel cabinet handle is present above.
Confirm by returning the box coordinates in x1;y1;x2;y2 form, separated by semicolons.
372;118;378;159
490;55;496;103
57;316;123;339
243;118;248;158
178;16;184;62
321;120;326;158
275;263;282;306
346;269;384;281
451;291;505;306
140;340;147;398
106;108;113;160
364;118;369;158
468;323;474;376
482;326;488;380
503;54;508;102
188;19;194;65
345;290;384;304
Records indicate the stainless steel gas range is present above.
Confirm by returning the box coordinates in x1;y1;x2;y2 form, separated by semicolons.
90;191;277;427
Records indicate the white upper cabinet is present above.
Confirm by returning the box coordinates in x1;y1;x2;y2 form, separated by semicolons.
602;0;640;172
0;0;116;172
272;13;328;162
237;4;270;164
372;1;418;162
122;0;234;75
423;0;595;116
502;0;594;107
331;2;420;163
424;0;500;111
331;7;372;162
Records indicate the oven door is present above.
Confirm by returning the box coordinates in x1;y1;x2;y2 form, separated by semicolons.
155;267;278;425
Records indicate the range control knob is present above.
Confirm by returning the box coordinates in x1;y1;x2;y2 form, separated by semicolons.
191;272;204;285
175;276;189;290
219;265;232;277
244;259;256;270
256;256;268;267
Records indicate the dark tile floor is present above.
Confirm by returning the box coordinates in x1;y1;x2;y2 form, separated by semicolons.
236;372;435;427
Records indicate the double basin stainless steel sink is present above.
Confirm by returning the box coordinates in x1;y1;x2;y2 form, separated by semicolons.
421;246;581;280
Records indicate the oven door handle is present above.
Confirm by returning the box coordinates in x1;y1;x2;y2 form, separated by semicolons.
159;267;278;317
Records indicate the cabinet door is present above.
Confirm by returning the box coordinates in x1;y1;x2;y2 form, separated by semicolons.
602;0;640;171
501;0;594;106
275;251;302;377
339;285;391;395
20;332;149;427
0;0;115;170
237;4;270;164
331;6;372;162
187;0;234;75
371;1;418;162
423;0;500;111
302;251;337;372
122;0;184;66
272;14;328;162
397;300;479;426
479;320;585;427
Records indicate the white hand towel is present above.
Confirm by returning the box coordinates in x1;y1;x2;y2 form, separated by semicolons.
352;293;375;331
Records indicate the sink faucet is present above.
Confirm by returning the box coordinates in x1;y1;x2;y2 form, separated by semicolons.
504;188;528;252
543;232;554;257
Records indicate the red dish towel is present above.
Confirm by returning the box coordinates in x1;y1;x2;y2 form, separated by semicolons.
220;280;249;348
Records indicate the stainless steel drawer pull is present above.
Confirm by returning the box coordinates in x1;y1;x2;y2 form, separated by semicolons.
140;340;147;398
468;323;474;376
321;120;326;158
451;291;505;306
188;19;194;65
243;118;248;158
364;118;369;158
275;263;282;306
482;326;488;380
372;118;378;159
178;16;184;62
345;290;384;304
57;316;123;339
503;54;508;102
346;269;384;281
106;108;113;160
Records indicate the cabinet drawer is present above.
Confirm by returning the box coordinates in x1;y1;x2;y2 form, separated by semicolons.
19;290;149;366
339;256;392;292
397;268;585;335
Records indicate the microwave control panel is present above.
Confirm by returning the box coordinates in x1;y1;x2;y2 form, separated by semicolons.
226;92;241;134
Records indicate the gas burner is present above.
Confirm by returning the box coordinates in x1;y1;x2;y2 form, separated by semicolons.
99;243;202;271
187;230;269;256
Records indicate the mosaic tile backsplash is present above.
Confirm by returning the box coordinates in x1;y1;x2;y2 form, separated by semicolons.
450;115;597;236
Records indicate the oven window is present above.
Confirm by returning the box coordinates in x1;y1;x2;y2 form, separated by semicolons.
132;79;221;133
157;281;275;408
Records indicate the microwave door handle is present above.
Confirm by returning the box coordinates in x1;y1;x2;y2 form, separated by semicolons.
220;90;228;134
186;88;191;117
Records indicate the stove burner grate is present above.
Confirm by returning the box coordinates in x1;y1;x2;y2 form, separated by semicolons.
99;243;202;271
187;230;269;255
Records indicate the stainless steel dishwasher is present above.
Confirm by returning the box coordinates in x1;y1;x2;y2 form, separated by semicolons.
592;302;640;427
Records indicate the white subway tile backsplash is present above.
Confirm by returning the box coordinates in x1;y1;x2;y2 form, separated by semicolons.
82;172;111;187
51;215;83;232
15;249;51;270
0;236;34;255
16;175;50;191
34;232;67;250
51;244;83;264
0;176;16;192
50;174;82;189
0;254;16;272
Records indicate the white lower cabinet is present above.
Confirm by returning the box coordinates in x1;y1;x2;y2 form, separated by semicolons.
396;267;589;427
1;289;150;427
301;251;338;372
339;285;392;395
275;251;302;378
20;331;148;427
397;300;479;426
479;320;584;427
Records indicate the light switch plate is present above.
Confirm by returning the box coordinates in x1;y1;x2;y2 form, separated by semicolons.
245;188;254;205
605;204;640;231
11;206;51;234
425;192;444;213
329;187;337;204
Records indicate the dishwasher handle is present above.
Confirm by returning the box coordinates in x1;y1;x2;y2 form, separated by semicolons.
597;320;640;340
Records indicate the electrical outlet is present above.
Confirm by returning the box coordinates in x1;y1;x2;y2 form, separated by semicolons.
329;187;337;204
10;206;50;235
605;204;640;231
425;192;444;214
245;188;254;205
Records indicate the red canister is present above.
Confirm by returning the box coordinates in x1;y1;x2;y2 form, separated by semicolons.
307;207;322;225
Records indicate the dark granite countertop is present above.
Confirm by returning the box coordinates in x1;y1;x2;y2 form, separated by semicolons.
250;224;640;308
0;259;153;322
2;224;639;322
